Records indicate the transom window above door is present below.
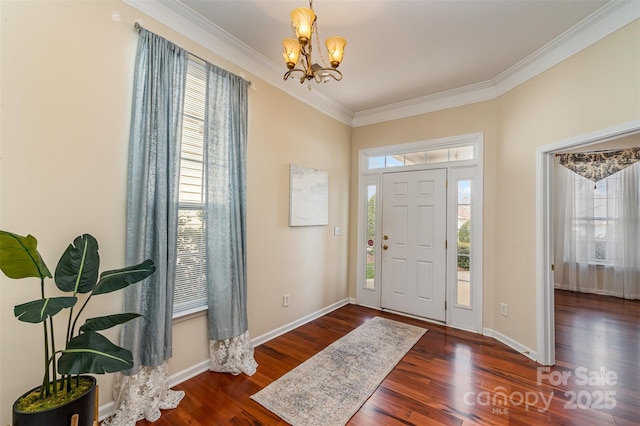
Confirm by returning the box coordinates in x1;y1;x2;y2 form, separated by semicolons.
366;144;475;170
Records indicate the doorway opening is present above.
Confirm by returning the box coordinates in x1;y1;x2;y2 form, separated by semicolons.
536;119;640;365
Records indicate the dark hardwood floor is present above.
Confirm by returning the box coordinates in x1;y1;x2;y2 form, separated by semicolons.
136;290;639;425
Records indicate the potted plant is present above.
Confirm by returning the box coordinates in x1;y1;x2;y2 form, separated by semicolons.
0;231;156;426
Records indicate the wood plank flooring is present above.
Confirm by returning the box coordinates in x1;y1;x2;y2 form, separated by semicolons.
135;290;639;425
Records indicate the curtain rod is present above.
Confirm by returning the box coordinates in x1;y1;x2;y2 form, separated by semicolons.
133;22;252;86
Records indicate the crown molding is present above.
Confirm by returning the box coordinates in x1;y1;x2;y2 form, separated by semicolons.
355;0;639;126
352;81;497;127
123;0;637;128
493;0;640;98
123;0;354;125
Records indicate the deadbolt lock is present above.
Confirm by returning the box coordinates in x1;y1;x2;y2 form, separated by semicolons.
383;235;389;240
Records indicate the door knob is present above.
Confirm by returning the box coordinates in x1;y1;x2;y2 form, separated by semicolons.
383;244;388;250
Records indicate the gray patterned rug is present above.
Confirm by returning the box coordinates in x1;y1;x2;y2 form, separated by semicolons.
250;316;427;426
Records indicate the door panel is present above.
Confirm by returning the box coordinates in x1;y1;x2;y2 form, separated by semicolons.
381;169;447;321
392;258;407;295
416;261;434;300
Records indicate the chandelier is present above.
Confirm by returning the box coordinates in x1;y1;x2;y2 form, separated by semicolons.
282;0;347;84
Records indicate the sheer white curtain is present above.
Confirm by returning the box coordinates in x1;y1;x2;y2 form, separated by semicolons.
554;159;640;299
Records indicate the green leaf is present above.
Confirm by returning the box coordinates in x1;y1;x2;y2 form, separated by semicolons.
0;231;52;279
79;313;141;332
14;297;77;323
92;259;156;295
55;234;100;294
58;332;134;374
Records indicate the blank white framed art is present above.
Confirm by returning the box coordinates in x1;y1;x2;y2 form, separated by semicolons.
289;163;328;227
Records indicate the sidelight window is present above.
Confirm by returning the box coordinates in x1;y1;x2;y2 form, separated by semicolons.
456;180;471;308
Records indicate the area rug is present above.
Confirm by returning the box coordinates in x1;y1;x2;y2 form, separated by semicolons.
250;316;427;426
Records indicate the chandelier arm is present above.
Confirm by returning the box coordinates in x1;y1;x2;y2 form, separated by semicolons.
327;70;342;81
283;68;307;81
311;67;342;83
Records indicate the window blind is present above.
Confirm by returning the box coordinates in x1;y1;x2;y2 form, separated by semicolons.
174;59;208;317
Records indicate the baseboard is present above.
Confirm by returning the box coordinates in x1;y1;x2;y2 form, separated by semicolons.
98;297;353;420
171;359;211;387
168;298;353;384
483;327;538;362
251;298;352;346
99;401;115;421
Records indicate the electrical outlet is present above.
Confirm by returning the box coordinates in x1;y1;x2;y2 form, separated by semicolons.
500;303;508;317
283;294;290;307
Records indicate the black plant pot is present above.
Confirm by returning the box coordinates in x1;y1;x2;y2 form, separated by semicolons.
12;376;97;426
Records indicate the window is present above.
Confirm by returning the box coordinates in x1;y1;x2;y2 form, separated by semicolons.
572;176;620;264
555;156;640;300
366;144;474;170
364;184;377;290
174;59;208;317
456;180;471;307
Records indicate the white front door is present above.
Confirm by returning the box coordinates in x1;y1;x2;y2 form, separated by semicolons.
381;169;447;321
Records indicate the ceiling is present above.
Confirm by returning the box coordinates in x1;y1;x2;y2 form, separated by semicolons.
178;0;610;116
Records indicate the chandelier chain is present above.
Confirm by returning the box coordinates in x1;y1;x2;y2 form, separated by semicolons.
313;20;330;69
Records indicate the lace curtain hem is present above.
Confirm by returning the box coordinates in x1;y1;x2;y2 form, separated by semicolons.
209;330;258;376
101;362;185;426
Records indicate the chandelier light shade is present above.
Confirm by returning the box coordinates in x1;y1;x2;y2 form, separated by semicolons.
282;0;346;84
325;36;346;67
282;38;301;69
291;7;315;43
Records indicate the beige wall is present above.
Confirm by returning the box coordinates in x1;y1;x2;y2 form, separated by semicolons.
1;0;637;422
492;20;639;348
0;1;351;422
349;20;640;350
349;100;499;330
